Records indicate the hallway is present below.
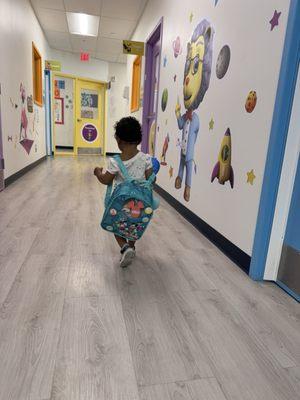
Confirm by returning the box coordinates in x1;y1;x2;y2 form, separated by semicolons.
0;157;299;400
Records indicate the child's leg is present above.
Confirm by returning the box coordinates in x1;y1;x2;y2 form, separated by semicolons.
115;235;136;268
114;234;127;248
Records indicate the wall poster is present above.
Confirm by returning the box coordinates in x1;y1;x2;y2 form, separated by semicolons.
54;97;64;125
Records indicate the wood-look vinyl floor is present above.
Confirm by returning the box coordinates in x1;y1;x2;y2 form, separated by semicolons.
0;156;299;400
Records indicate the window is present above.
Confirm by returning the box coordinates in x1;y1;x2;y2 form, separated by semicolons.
32;42;42;106
130;56;141;112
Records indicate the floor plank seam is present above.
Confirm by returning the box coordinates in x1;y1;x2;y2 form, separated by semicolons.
48;242;73;399
119;293;146;400
0;229;41;308
137;375;220;388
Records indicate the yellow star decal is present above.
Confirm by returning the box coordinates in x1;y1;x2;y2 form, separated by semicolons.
209;118;214;131
169;166;173;178
189;12;193;23
247;169;256;185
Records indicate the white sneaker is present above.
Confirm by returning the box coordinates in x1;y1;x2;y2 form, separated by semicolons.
120;246;136;268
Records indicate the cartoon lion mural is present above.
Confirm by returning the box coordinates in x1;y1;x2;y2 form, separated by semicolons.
175;19;214;201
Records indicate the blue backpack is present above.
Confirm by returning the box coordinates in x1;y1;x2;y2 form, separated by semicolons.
101;155;158;241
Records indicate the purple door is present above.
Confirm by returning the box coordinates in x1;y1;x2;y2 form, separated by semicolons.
0;84;4;191
141;19;163;155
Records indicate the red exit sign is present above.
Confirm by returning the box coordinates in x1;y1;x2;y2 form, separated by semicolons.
80;52;90;61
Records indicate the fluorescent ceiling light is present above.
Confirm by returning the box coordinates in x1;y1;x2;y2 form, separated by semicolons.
67;12;99;37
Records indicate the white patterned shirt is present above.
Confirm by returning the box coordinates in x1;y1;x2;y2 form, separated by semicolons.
107;152;152;186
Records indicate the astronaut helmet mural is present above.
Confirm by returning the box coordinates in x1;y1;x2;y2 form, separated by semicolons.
175;19;214;202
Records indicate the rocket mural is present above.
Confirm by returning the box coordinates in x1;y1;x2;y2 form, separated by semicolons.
211;128;234;188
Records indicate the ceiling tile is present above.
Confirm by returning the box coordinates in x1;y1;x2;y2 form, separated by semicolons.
117;54;127;64
35;8;68;32
99;17;135;39
97;37;122;54
31;0;65;11
45;30;72;51
101;0;147;21
63;0;102;16
95;53;118;62
70;35;98;52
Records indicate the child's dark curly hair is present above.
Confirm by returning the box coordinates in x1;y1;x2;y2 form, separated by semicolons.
114;116;142;144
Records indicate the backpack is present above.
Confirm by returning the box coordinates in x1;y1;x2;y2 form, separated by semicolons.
101;155;158;241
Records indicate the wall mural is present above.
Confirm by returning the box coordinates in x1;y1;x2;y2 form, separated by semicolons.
216;45;231;79
6;83;41;156
172;36;182;58
211;128;234;188
27;95;33;113
161;88;168;111
160;133;170;166
269;10;281;31
19;83;34;155
245;90;257;113
175;19;214;202
247;169;256;185
147;1;289;254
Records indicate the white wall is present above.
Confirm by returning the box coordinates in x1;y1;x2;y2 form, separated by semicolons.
51;49;108;82
0;0;50;178
106;63;128;153
127;0;290;256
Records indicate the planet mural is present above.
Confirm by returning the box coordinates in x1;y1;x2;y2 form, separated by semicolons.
161;88;168;112
172;36;182;58
216;45;231;79
245;90;257;113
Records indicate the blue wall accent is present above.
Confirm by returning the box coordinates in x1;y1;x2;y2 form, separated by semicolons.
249;0;300;280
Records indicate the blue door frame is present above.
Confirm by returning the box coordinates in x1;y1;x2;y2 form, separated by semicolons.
250;0;300;280
44;70;52;156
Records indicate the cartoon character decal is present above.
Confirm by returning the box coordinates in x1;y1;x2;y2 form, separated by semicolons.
20;84;28;140
160;133;170;166
123;200;145;218
148;121;156;157
172;36;182;58
211;128;234;188
19;83;34;155
175;19;214;201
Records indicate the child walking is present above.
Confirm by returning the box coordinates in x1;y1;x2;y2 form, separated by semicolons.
94;117;153;268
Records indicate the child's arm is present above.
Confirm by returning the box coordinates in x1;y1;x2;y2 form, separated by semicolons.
145;167;156;182
94;167;115;185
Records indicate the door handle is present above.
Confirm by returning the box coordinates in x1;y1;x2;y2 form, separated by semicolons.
77;118;82;122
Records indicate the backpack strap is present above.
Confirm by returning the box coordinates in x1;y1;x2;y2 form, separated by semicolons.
104;155;130;208
147;173;156;185
104;184;113;208
104;156;156;207
113;155;131;181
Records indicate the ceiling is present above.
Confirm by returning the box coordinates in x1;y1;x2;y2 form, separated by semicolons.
30;0;148;63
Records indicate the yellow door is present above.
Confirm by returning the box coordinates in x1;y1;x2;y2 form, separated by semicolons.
75;79;105;155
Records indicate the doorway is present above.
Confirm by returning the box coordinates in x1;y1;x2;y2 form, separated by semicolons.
45;70;52;156
52;74;106;156
0;82;4;191
52;74;76;155
277;154;300;301
264;61;300;301
141;18;163;155
76;79;105;155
